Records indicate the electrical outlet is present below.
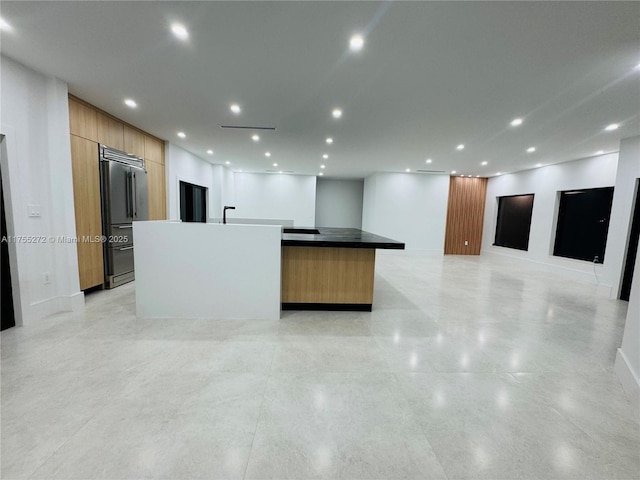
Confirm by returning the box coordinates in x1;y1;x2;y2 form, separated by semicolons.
28;204;41;217
43;272;51;284
464;240;469;246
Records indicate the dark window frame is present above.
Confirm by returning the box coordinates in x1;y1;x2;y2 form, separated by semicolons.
179;180;208;223
493;193;535;251
553;186;614;264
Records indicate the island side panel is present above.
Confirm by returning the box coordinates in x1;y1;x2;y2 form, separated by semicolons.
281;246;375;304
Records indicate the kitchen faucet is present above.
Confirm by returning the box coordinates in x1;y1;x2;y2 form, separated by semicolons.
223;206;236;224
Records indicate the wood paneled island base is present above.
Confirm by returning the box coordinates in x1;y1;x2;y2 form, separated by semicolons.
281;246;376;311
280;227;405;311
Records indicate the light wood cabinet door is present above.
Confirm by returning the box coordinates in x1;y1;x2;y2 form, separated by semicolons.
69;97;98;141
144;135;164;165
124;125;145;157
97;112;124;150
146;160;167;220
70;135;104;290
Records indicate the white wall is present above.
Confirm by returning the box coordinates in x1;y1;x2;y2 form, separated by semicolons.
615;249;640;407
481;154;619;285
0;55;82;323
234;173;316;226
604;136;640;298
362;173;449;251
315;178;363;229
166;143;236;221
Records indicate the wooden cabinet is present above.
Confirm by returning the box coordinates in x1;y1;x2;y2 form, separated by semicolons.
69;97;97;141
124;125;145;157
146;160;167;220
70;135;104;290
144;135;164;165
97;112;124;150
68;95;167;288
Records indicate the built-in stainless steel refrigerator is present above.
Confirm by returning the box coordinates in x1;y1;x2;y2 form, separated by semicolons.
99;145;148;288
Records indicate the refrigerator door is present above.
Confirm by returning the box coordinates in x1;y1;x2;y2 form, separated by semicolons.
131;167;149;221
104;161;133;225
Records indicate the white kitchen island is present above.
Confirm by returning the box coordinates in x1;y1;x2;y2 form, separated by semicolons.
133;221;282;320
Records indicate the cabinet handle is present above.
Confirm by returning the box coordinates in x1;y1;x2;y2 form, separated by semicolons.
116;225;132;229
119;246;134;251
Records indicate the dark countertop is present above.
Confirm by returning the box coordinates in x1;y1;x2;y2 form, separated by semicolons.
281;227;405;249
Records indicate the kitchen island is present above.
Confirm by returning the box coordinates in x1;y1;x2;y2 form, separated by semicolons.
281;227;405;311
133;222;404;320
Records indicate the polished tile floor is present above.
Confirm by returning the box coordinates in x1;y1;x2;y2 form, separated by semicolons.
2;252;639;480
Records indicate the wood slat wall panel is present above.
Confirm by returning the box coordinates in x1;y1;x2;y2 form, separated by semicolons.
444;177;488;255
281;246;375;303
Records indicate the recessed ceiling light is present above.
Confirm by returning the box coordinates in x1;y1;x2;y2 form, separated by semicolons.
207;149;214;155
322;154;329;159
535;163;542;167
456;144;465;151
604;123;619;131
230;104;241;114
170;23;189;41
476;175;480;178
326;137;333;144
0;17;13;32
511;118;523;127
332;109;343;119
124;98;137;108
426;158;432;164
251;134;260;142
177;131;186;138
225;161;231;165
595;150;604;155
405;168;411;172
239;169;243;172
526;147;536;153
278;171;283;174
451;170;457;174
349;34;364;52
320;165;326;169
481;161;488;166
496;172;502;176
272;163;278;167
319;172;324;176
265;152;271;157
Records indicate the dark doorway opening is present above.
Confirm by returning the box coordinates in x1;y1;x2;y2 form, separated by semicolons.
620;180;640;301
1;161;16;331
179;181;207;223
553;187;614;263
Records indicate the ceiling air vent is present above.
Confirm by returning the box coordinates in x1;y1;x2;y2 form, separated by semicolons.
416;169;446;173
220;125;276;130
265;169;294;173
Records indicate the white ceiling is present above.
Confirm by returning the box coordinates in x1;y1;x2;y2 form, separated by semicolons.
1;1;638;178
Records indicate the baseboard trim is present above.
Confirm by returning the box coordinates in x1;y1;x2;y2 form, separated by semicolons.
26;291;85;323
282;302;372;312
615;348;640;409
481;248;612;293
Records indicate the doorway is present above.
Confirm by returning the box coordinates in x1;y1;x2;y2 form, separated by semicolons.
179;180;207;223
620;179;640;301
1;143;15;330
